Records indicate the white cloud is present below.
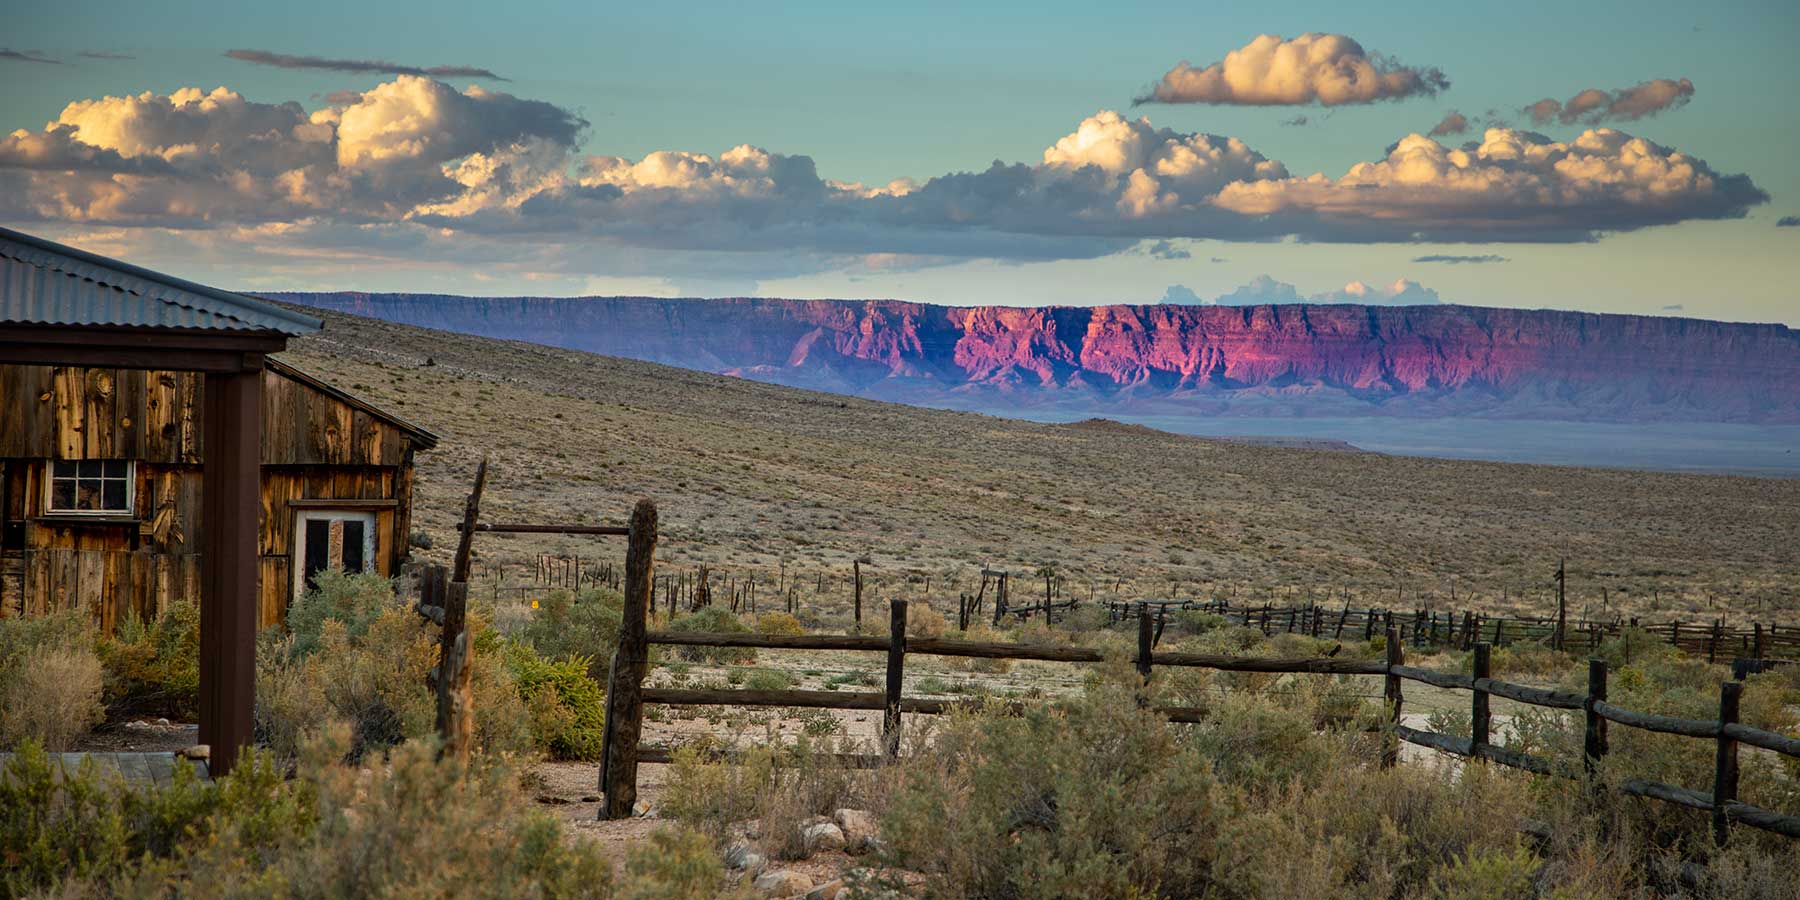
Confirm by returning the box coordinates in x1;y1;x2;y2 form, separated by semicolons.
0;78;1768;283
1136;34;1448;106
1211;127;1767;241
1211;275;1444;306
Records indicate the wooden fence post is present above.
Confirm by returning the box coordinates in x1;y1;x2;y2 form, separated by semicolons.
1383;622;1403;768
1136;604;1154;684
1471;643;1491;757
435;580;473;761
601;499;657;820
853;560;863;630
1584;659;1608;779
884;599;908;758
1712;680;1742;846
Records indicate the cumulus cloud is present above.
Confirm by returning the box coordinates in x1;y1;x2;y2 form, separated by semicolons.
1136;34;1448;107
80;51;135;60
1161;284;1205;304
1212;128;1767;242
1525;78;1694;126
2;49;61;64
1213;275;1444;306
0;77;582;226
1428;111;1469;137
1777;216;1800;227
226;49;506;80
1412;253;1507;264
0;79;1770;281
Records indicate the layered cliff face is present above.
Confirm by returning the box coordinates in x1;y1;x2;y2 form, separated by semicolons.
269;292;1800;424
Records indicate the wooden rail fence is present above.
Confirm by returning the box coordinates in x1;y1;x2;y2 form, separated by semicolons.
600;594;1800;843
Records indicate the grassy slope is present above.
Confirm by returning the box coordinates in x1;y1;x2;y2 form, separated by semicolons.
277;305;1800;623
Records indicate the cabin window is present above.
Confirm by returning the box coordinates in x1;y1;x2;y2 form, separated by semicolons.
46;460;134;514
292;510;378;599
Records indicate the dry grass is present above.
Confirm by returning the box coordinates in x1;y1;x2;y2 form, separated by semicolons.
275;304;1800;627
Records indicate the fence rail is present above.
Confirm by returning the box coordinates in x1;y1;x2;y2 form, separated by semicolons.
604;605;1800;844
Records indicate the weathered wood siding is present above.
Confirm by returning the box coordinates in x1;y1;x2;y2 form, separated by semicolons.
0;363;425;629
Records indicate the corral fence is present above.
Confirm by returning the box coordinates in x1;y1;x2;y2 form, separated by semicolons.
1105;597;1800;664
599;568;1800;844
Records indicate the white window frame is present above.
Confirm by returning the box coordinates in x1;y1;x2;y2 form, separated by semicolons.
291;509;378;601
44;459;136;516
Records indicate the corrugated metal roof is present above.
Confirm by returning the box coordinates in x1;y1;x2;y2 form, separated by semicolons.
0;226;321;335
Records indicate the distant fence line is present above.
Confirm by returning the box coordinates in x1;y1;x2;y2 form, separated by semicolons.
1101;598;1800;663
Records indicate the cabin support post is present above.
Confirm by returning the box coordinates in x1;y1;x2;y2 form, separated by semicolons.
199;366;261;776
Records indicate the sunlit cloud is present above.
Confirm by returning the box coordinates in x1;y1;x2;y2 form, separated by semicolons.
1136;34;1448;106
226;48;506;80
1525;78;1695;126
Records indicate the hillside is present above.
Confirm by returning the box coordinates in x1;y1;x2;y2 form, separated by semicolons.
274;304;1800;622
273;292;1800;425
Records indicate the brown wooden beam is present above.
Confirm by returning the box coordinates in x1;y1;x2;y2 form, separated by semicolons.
198;367;261;775
0;325;284;372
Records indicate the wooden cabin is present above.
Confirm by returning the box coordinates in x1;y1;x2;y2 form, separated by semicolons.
0;357;437;629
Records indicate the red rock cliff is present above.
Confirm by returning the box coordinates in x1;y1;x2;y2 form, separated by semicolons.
269;293;1800;424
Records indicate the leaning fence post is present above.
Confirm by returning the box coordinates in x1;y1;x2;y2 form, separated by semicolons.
1712;680;1742;846
1471;643;1491;759
1137;605;1154;683
1382;622;1403;768
884;599;908;758
1584;659;1608;779
601;498;657;820
435;579;473;762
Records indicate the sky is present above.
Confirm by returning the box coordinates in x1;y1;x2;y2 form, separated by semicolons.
3;0;1797;324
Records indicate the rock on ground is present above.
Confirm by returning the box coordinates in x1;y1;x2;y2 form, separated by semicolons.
753;868;814;897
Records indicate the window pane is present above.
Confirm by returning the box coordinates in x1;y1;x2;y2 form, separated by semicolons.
102;480;126;511
77;460;100;478
103;460;127;478
51;480;75;510
304;519;332;590
52;460;77;478
342;520;366;573
75;482;102;510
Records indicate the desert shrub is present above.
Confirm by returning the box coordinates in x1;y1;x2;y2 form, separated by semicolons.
621;827;747;900
905;602;948;639
0;641;105;751
11;727;620;898
284;569;400;657
878;670;1220;897
953;623;1011;674
741;668;793;692
97;597;200;719
1060;603;1111;634
514;586;627;680
1170;608;1227;636
1425;845;1540;899
1489;641;1573;680
662;744;777;844
257;578;532;762
668;606;755;664
503;643;606;760
1191;690;1343;791
754;612;806;636
663;733;864;860
0;611;100;750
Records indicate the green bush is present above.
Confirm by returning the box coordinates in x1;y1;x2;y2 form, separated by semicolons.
257;577;533;762
753;611;806;636
3;727;629;898
97;597;201;719
742;668;793;692
0;613;105;751
514;587;628;681
503;642;607;760
668;607;755;664
284;569;401;657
